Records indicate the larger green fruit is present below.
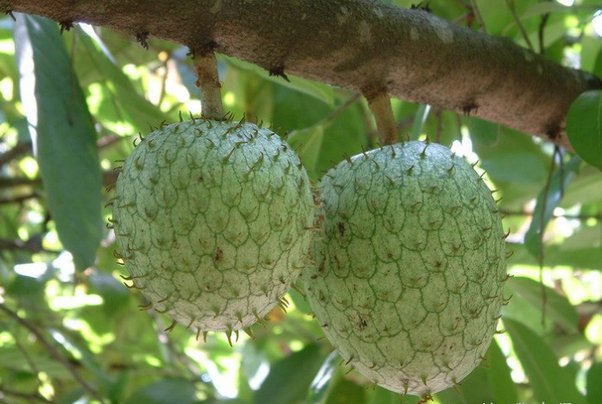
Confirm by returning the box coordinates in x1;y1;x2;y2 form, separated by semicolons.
112;120;313;335
305;141;507;396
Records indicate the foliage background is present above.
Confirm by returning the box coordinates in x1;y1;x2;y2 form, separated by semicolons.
1;0;602;403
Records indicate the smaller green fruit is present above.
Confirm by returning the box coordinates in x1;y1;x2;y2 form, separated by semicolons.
112;119;314;336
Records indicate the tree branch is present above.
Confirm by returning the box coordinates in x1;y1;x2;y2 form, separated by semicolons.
5;0;601;149
0;303;103;402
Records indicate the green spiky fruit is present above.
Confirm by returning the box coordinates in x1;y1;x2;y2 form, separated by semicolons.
112;120;313;335
304;141;507;396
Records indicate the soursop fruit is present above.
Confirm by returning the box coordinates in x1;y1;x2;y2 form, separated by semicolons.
112;119;314;336
304;141;507;396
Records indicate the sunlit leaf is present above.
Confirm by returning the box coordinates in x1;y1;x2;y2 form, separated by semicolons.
308;350;340;404
77;25;168;132
87;270;130;315
505;319;587;404
504;276;578;333
488;338;518;404
410;104;431;140
255;344;325;404
289;288;313;315
509;242;602;271
14;14;103;270
567;90;602;170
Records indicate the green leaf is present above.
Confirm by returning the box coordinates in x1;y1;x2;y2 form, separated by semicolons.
223;55;334;106
87;270;130;316
410;104;431;140
255;344;325;404
567;90;602;170
77;26;168;132
503;276;579;333
325;378;365;404
125;378;197;404
14;15;102;270
524;155;581;259
488;338;519;404
287;125;325;179
307;350;340;404
509;242;602;272
594;47;602;78
468;118;550;205
288;288;313;315
587;361;602;404
504;319;587;404
438;340;518;403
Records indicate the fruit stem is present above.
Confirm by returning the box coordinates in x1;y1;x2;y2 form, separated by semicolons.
366;90;397;145
194;51;225;120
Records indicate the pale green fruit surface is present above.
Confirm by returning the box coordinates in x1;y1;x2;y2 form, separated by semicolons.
304;141;507;396
113;120;313;333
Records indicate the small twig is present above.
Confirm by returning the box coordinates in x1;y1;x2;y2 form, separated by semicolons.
0;177;42;188
470;0;487;32
505;0;535;52
0;171;118;189
0;237;57;254
322;93;362;128
500;209;602;221
365;91;397;145
0;142;32;167
96;134;124;149
537;0;552;54
193;51;224;120
0;303;104;402
0;385;50;403
537;148;562;326
0;192;38;205
157;54;171;108
14;338;44;390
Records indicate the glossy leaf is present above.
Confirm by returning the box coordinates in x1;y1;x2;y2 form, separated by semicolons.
410;104;431;140
308;350;340;404
14;15;102;270
505;319;587;404
567;90;602;170
255;344;325;404
524;155;581;259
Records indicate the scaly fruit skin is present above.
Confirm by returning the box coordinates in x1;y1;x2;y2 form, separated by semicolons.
305;141;507;396
113;120;313;334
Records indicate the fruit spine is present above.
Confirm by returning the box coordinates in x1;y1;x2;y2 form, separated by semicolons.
305;141;507;396
112;119;314;339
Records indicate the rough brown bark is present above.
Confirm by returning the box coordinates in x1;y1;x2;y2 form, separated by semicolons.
5;0;601;149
